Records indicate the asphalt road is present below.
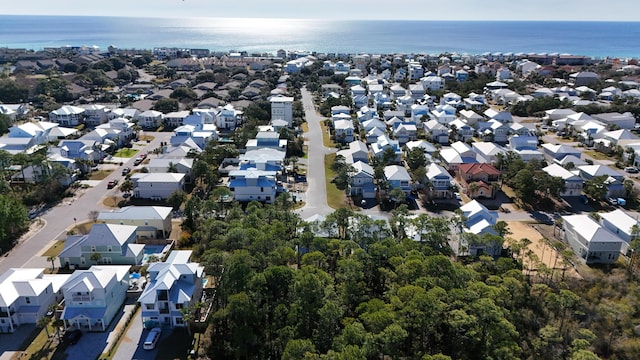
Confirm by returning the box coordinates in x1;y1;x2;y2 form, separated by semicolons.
296;87;336;218
0;131;173;273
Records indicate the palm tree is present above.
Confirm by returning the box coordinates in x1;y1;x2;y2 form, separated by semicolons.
90;252;102;264
37;316;51;338
467;182;480;198
47;255;56;272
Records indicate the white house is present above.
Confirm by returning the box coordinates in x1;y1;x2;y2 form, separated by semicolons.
348;161;376;199
80;104;110;126
61;265;130;331
139;250;204;329
471;142;507;164
270;96;294;127
58;224;144;269
131;173;186;200
0;268;70;333
562;214;623;265
138;110;164;129
147;158;193;181
457;200;500;257
426;163;453;198
423;120;449;144
49;105;85;127
334;119;355;143
97;206;173;239
600;209;639;255
383;165;411;193
542;163;584;197
229;168;277;203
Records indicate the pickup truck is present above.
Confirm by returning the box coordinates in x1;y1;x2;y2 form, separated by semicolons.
133;153;147;166
107;179;119;189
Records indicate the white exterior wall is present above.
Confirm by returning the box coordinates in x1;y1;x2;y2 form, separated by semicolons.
134;180;184;200
232;181;276;203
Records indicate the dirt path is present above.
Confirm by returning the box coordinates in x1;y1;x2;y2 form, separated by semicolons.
505;221;581;279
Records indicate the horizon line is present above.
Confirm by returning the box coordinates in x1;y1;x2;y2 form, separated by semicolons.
1;13;640;22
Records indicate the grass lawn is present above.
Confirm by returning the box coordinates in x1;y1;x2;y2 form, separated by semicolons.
501;185;517;199
583;149;611;160
103;195;125;208
13;324;65;360
74;221;94;235
89;169;113;180
42;240;65;257
320;121;335;148
324;153;346;209
113;148;139;158
138;134;155;142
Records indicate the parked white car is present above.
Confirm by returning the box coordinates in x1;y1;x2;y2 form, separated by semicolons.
143;327;162;350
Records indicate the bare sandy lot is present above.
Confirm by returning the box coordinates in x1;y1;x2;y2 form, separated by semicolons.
505;221;581;279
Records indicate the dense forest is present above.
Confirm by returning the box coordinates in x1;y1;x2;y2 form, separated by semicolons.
181;189;639;360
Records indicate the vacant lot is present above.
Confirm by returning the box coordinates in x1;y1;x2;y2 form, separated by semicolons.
505;221;581;279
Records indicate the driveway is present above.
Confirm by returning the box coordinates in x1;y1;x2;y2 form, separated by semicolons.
111;304;158;360
0;324;35;359
0;132;173;273
296;87;336;218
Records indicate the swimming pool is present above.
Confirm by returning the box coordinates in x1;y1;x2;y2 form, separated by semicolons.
141;244;168;263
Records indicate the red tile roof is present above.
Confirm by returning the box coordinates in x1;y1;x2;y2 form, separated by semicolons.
458;163;501;176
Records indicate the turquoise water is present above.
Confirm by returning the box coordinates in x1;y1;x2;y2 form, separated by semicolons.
1;16;639;57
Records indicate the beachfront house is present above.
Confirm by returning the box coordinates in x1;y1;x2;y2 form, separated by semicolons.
139;250;204;329
60;265;130;331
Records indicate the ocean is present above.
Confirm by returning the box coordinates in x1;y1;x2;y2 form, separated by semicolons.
1;15;640;58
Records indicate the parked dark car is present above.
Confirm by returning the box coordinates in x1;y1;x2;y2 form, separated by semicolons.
63;329;82;345
122;167;131;176
107;179;119;189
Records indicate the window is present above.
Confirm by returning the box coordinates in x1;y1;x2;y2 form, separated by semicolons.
107;246;112;252
25;297;31;304
91;245;96;252
175;317;184;325
175;303;183;310
146;304;155;310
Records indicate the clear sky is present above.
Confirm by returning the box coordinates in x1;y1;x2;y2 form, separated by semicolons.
3;0;640;21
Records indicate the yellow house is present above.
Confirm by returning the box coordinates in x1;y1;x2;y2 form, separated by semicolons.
97;206;173;240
